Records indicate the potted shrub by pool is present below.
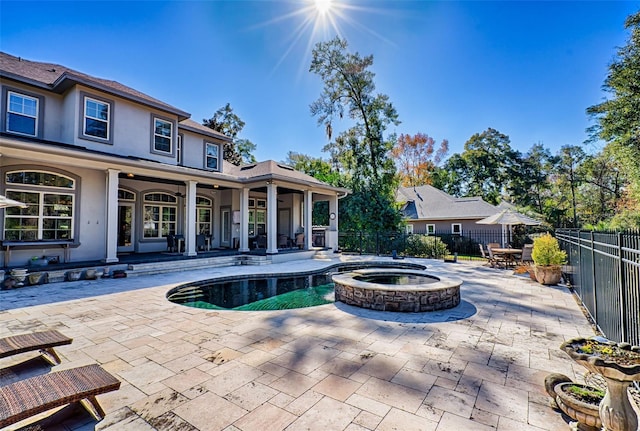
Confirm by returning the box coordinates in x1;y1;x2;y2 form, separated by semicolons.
532;233;567;285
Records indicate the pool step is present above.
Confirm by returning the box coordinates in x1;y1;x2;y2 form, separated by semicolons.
126;255;241;277
313;249;333;261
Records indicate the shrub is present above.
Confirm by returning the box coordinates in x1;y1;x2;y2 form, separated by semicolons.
532;233;567;266
404;234;449;258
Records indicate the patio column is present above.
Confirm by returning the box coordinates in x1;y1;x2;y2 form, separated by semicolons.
266;181;278;254
327;193;339;251
104;168;119;263
239;187;250;252
304;190;313;250
184;180;197;256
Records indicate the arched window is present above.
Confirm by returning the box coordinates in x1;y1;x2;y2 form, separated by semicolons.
196;196;212;235
143;192;177;238
4;170;76;241
118;189;135;201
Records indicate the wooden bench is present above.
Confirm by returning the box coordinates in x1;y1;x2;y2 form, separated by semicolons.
0;330;72;365
0;364;121;427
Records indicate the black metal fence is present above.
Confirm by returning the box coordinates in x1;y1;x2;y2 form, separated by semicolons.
338;230;531;259
556;229;640;346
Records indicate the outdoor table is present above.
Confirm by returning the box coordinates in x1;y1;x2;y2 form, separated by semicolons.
490;248;522;266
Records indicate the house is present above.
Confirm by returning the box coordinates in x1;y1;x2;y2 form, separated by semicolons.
396;184;501;242
0;52;347;267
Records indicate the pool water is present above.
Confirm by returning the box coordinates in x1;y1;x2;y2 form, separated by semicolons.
167;262;425;311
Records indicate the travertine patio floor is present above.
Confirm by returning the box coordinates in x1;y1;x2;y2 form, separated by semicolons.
0;256;601;430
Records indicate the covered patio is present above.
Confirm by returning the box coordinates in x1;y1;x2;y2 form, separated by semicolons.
0;257;604;430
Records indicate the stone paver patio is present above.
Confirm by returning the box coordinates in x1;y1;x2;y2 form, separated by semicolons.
0;256;600;430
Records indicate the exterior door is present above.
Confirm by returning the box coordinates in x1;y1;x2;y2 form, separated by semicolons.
220;207;231;247
117;203;135;253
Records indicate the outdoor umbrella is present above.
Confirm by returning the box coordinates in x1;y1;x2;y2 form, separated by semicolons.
476;209;542;246
0;194;27;209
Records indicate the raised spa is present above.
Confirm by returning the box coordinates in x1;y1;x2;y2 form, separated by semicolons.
332;268;462;312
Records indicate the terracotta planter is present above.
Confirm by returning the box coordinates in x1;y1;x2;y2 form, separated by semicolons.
554;383;602;431
534;265;562;285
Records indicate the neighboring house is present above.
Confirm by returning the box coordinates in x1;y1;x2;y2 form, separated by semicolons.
0;52;347;267
396;185;501;242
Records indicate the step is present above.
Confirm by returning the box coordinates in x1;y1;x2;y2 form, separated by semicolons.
126;256;240;276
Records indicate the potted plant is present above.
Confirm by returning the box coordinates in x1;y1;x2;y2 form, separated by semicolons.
554;382;604;431
531;233;567;285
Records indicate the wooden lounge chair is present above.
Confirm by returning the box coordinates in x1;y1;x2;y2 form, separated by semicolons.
0;364;121;427
0;330;72;365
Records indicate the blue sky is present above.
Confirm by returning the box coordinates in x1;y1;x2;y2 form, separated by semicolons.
1;1;637;163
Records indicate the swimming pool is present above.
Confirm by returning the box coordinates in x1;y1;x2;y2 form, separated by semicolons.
166;262;425;311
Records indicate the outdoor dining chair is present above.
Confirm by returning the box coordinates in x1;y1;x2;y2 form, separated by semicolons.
478;244;493;267
487;246;508;269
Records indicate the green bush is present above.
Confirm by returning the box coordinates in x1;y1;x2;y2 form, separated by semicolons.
404;235;449;258
532;233;567;266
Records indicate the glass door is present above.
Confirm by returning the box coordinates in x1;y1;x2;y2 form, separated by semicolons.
220;207;231;247
117;203;135;252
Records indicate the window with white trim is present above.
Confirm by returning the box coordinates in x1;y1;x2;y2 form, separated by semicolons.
205;142;219;170
405;224;413;234
451;223;462;235
426;224;435;235
143;192;177;238
3;171;75;241
7;91;38;136
153;118;173;153
196;196;212;235
83;96;110;139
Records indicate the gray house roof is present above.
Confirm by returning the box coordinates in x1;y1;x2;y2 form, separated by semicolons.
397;185;498;221
227;160;349;193
0;52;190;120
178;119;231;141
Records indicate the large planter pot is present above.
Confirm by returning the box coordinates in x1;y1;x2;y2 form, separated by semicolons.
554;382;603;431
534;264;562;285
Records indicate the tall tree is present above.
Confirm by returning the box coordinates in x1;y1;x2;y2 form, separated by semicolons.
284;152;343;187
508;143;555;214
309;37;401;232
203;103;248;166
554;145;586;228
586;11;640;202
439;128;519;205
236;138;257;165
391;133;449;187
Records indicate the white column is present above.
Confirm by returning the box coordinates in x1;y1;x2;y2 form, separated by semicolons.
304;190;313;250
328;194;339;251
104;169;120;263
266;182;278;254
184;180;197;256
239;187;250;252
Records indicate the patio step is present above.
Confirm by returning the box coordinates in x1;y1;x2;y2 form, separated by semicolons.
238;255;271;266
126;255;240;277
313;249;333;261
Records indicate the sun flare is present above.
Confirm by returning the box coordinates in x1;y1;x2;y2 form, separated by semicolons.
314;0;333;16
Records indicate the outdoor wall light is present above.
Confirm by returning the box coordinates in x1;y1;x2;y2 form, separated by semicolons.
126;173;134;178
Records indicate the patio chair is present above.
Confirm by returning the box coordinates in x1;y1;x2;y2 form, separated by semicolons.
166;234;177;253
478;244;493;267
0;330;72;365
520;244;533;263
295;233;305;249
0;364;121;427
487;246;507;269
196;234;206;251
278;235;289;249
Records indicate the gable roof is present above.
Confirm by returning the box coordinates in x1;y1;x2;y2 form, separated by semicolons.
227;160;349;193
0;52;190;120
397;185;498;220
178;119;231;141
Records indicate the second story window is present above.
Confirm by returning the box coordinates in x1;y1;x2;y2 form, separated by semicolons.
153;118;173;153
84;96;110;140
205;142;219;170
7;91;38;136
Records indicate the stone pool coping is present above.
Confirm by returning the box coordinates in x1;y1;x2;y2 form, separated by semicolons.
333;268;463;312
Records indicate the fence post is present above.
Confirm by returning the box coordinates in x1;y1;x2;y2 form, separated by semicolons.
618;232;627;343
590;231;598;329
